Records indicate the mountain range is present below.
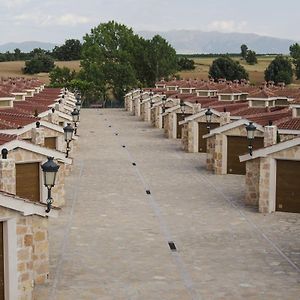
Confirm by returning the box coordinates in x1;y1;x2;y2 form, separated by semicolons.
139;30;298;54
0;31;298;54
0;41;58;53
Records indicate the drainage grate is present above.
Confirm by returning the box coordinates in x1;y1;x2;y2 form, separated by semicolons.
132;162;136;166
146;190;151;195
115;133;119;136
122;145;126;148
108;125;112;128
168;241;177;251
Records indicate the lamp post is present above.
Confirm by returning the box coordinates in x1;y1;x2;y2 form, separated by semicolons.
71;108;80;135
205;108;213;131
246;122;256;156
76;98;82;111
149;92;154;108
41;157;60;213
180;99;185;113
63;123;74;158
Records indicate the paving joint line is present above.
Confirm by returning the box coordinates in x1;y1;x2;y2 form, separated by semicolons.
48;160;84;300
107;118;200;300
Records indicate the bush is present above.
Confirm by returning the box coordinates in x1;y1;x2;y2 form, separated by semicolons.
177;57;195;70
264;55;293;84
245;50;257;65
23;54;55;74
209;56;249;81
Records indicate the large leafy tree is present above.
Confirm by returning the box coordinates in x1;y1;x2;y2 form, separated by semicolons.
209;56;249;81
53;39;82;61
245;50;257;65
264;55;293;84
241;44;248;59
81;21;178;105
289;43;300;79
49;66;76;87
23;53;54;74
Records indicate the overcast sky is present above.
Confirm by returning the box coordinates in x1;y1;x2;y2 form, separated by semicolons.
0;0;299;44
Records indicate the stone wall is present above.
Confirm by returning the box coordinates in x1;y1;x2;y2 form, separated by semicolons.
206;136;216;171
164;114;170;137
0;207;49;300
181;124;188;151
245;159;260;206
206;134;224;174
258;157;271;213
8;148;66;207
0;159;16;194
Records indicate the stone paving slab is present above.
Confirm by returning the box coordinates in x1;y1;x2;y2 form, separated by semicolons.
35;109;300;300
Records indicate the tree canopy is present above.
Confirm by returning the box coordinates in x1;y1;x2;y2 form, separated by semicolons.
209;56;249;81
240;44;248;59
23;53;54;74
289;43;300;79
245;50;257;65
52;39;82;61
264;55;293;84
80;21;178;105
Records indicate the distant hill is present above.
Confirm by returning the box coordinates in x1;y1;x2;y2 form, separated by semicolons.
139;30;298;54
0;41;58;52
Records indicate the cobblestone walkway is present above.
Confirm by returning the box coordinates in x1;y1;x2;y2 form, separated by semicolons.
35;109;300;300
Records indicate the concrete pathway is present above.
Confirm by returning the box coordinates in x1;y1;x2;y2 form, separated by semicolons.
35;109;300;300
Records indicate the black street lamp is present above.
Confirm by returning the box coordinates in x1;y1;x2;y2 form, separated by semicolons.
149;92;154;108
180;99;185;113
63;123;74;158
71;108;80;135
246;122;256;156
76;99;82;111
205;108;213;131
41;157;60;213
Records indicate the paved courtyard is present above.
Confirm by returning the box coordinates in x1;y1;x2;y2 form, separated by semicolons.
35;109;300;300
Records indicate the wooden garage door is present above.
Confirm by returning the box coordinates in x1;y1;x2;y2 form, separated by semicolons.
16;163;40;202
177;113;192;139
276;160;300;213
198;122;219;152
227;136;264;175
44;137;57;149
0;222;4;300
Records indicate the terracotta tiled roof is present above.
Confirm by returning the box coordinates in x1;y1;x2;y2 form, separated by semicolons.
276;117;300;130
231;106;284;117
245;108;292;126
211;102;248;113
0;111;39;128
248;88;276;98
218;86;242;94
0;133;17;145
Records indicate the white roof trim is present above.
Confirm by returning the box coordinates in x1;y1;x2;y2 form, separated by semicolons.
203;118;264;139
248;97;277;101
240;137;300;162
0;192;59;217
278;129;300;135
162;105;180;116
0;140;72;164
56;110;72;121
178;108;220;125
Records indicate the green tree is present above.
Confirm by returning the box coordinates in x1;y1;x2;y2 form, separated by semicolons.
177;57;195;70
149;35;178;82
53;39;82;61
209;56;249;81
289;43;300;60
49;66;76;87
14;48;22;60
264;55;293;84
245;50;257;65
23;53;55;74
241;44;248;59
294;58;300;79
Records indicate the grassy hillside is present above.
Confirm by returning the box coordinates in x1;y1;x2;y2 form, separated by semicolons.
0;57;299;87
0;60;81;84
179;56;300;87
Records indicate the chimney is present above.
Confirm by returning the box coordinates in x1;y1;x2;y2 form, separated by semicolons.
264;125;278;147
48;109;59;125
220;111;231;126
193;101;202;113
31;122;45;146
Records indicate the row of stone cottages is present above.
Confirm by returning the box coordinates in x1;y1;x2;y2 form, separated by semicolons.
124;79;300;215
0;78;81;299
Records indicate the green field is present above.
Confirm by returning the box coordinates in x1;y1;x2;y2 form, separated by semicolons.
178;56;300;87
0;57;299;87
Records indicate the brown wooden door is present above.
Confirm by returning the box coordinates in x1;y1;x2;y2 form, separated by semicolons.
16;163;40;202
198;122;219;152
276;160;300;213
227;136;264;175
177;113;192;139
44;137;57;149
0;222;4;300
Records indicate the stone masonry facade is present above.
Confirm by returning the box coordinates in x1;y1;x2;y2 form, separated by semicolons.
0;207;49;300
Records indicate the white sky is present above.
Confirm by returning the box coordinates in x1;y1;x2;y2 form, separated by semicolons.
0;0;299;44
